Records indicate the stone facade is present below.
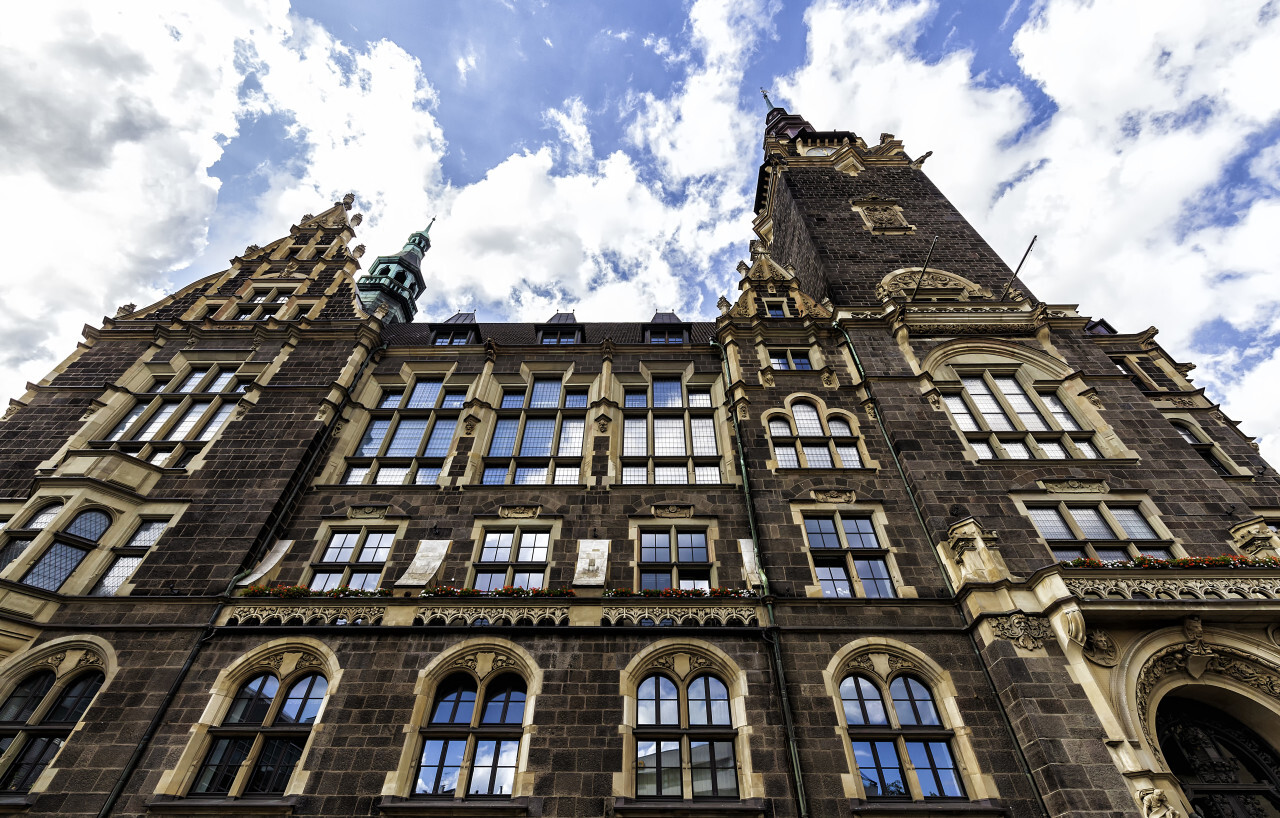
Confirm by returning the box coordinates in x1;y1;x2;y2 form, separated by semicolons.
0;108;1276;817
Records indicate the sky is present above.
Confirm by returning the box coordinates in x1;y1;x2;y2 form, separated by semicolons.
1;0;1279;463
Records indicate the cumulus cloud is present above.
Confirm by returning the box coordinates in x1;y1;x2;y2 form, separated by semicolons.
777;0;1280;463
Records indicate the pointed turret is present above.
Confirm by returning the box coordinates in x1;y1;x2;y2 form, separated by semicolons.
358;219;434;323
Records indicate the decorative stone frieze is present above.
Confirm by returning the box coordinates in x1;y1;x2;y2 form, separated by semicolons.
937;517;1005;586
414;605;569;626
810;490;856;504
1038;479;1109;494
989;613;1053;651
226;605;385;626
652;504;694;518
347;505;387;520
1066;575;1280;601
601;604;759;627
498;505;541;519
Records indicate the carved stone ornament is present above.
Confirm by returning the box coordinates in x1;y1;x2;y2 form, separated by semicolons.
1137;787;1180;818
227;605;385;626
738;404;749;420
822;371;836;387
39;652;67;671
594;413;611;434
1067;575;1280;601
1082;630;1120;667
353;244;366;258
717;295;732;315
301;213;314;222
350;213;363;227
1135;637;1280;753
79;405;98;421
990;613;1053;651
244;244;262;258
498;505;541;519
602;604;759;627
75;651;103;669
115;303;137;317
463;414;482;436
1039;479;1109;494
1230;517;1280;556
652;505;694;518
414;605;570;627
810;490;855;504
1087;393;1104;409
342;193;355;209
258;653;286;671
652;652;712;680
847;653;877;676
295;651;324;670
761;369;775;387
876;269;982;302
886;654;914;674
1;404;19;421
347;505;387;520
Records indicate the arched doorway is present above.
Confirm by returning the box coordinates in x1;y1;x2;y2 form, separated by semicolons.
1158;697;1280;817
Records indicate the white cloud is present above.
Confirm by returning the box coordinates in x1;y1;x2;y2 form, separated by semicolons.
543;97;594;170
455;47;478;84
604;29;632;42
543;36;553;48
776;0;1280;464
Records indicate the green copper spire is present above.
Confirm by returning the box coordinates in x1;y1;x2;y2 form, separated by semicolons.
357;219;435;324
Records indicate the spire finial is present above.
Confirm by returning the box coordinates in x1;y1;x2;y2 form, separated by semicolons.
760;88;773;108
425;216;436;234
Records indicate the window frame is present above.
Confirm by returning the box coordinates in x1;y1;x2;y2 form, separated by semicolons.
767;349;813;371
414;671;529;799
1023;500;1176;563
343;377;464;486
801;512;899;599
306;528;397;592
633;671;740;800
479;376;586;486
636;527;713;592
840;671;966;802
941;369;1100;462
618;377;722;485
767;403;865;470
469;526;553;593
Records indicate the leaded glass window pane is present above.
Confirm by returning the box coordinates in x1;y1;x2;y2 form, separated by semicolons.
1039;440;1068;459
653;378;682;408
854;558;896;598
802;444;833;468
1041;394;1081;430
356;419;391;456
514;467;546;485
654;419;685;456
1075;439;1101;459
769;418;792;436
829;418;853;436
489;419;518;457
992;376;1047;430
197;404;235;441
67;510;110;542
557;418;584;456
1068;507;1115;539
970;440;994;459
554;467;579;484
961;376;1013;431
423;419;456;457
793;402;822;436
1111;508;1158;539
775;447;799;468
20;543;87;591
694;466;719;484
805;517;841;549
1002;440;1031;459
407;380;442;409
944;395;979;431
1028;508;1073;540
653;466;686;484
622;466;646;484
90;556;143;596
624;419;647;456
372;465;406;484
135;403;178;440
817;564;852;597
529;378;561;409
690;418;717;456
836;445;862;468
688;390;711;408
519;419;554;457
385;419;428;456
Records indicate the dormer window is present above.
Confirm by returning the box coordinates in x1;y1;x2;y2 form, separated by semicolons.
647;328;685;344
539;328;579;345
434;330;473;346
232;288;295;321
763;300;787;318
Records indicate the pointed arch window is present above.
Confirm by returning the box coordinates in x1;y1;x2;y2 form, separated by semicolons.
1158;697;1280;815
635;672;739;799
769;401;863;469
190;669;328;797
840;673;964;800
416;673;527;797
0;669;105;792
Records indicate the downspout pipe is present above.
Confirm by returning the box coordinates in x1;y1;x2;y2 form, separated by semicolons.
830;320;1051;818
712;338;810;818
96;339;387;818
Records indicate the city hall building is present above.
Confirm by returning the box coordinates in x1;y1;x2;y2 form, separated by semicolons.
0;107;1277;818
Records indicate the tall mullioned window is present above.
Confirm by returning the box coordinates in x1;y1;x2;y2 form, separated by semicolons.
1;508;114;595
471;527;551;592
344;378;465;486
1025;502;1172;563
93;365;244;469
416;673;527;797
90;519;168;596
190;670;329;797
620;377;721;485
942;371;1100;461
803;513;897;598
637;527;712;591
841;672;964;801
307;529;396;592
0;668;105;792
481;378;587;485
634;672;739;799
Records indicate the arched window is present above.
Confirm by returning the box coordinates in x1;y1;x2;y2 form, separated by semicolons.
1158;697;1280;814
13;506;114;593
190;670;328;797
940;370;1100;461
635;672;738;799
841;673;963;800
0;670;104;792
416;673;526;797
768;401;862;469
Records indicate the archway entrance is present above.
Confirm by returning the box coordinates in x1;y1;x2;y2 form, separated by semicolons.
1158;697;1280;817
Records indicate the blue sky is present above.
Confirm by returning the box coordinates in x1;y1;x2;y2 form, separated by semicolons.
1;0;1278;463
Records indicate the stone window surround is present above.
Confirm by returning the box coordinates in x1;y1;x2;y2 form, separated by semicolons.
822;639;997;803
0;490;188;599
762;393;873;471
627;518;722;594
787;503;914;600
298;518;411;591
615;639;760;802
0;636;115;799
151;637;341;801
463;518;563;594
1008;491;1182;564
385;638;542;801
1166;414;1248;478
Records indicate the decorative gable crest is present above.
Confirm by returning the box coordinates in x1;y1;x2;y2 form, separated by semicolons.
875;268;989;302
718;242;831;320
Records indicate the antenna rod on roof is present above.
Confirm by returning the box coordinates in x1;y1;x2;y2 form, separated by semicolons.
761;88;773;108
908;236;939;302
998;235;1037;301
